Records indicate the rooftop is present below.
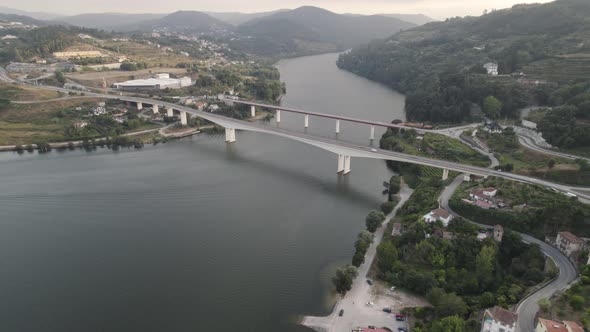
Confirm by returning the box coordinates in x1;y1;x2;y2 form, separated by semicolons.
431;208;451;219
558;231;585;245
538;318;568;332
563;321;584;332
486;306;518;328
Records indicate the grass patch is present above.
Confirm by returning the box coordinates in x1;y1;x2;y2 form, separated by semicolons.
0;83;62;101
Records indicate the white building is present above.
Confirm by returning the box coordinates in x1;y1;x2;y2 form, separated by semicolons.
483;63;499;76
113;74;192;91
423;208;454;227
481;306;518;332
556;231;587;258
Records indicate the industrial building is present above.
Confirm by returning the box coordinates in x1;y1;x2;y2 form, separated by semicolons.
113;74;192;91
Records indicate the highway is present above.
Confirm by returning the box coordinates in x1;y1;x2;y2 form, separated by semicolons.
439;176;578;332
517;132;590;162
17;84;590;202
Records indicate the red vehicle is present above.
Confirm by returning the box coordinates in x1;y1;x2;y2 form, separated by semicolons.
395;314;406;321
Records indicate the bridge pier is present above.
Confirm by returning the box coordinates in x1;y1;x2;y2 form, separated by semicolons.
304;114;309;128
335;120;340;133
370;125;376;140
153;105;159;114
442;169;449;181
167;107;174;117
225;128;236;143
180;111;187;126
344;156;351;175
137;102;143;110
276;110;281;123
338;155;351;175
251;106;256;118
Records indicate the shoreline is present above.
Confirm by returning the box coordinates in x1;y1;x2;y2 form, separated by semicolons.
300;180;414;332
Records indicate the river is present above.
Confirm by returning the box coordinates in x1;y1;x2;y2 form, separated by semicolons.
0;53;405;332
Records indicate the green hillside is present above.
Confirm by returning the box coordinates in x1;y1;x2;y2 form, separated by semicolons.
337;0;590;124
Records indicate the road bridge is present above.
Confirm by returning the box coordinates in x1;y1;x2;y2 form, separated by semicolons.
24;85;590;201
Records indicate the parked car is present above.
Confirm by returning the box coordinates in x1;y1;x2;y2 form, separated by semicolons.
383;308;392;313
395;314;406;321
389;286;396;292
367;279;374;285
366;301;375;307
398;328;407;332
339;309;344;317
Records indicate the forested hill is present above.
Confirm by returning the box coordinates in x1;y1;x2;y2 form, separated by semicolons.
337;0;590;124
234;6;416;57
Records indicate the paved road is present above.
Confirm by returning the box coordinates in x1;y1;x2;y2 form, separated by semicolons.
439;176;578;332
302;182;414;332
518;134;590;162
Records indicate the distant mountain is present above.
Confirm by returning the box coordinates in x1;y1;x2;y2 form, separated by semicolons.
57;13;166;30
205;10;288;26
0;6;62;20
235;6;416;57
377;14;436;26
0;12;49;26
113;11;231;33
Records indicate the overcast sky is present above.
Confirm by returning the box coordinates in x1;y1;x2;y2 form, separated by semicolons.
5;0;553;19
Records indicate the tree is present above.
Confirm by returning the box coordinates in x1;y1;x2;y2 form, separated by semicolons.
55;71;65;84
476;245;496;288
483;96;503;119
548;159;556;170
366;211;386;233
377;241;399;272
431;316;465;332
332;265;358;295
570;295;584;311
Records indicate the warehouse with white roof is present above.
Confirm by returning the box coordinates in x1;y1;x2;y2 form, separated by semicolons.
113;74;192;91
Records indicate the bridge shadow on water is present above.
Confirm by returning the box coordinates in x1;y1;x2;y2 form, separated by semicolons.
184;135;384;209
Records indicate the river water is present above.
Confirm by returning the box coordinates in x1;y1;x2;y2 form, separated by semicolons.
0;53;405;332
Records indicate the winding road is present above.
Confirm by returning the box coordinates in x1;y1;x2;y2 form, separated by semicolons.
439;176;578;332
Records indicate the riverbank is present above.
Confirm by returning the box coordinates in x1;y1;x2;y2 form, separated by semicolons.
301;180;414;332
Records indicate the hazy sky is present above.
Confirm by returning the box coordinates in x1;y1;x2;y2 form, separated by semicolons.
5;0;554;19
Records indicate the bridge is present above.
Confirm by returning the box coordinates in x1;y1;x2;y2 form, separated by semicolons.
28;85;590;201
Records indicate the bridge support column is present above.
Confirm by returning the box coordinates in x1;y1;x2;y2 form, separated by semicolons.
343;156;351;175
335;120;340;133
180;111;187;126
337;155;345;173
370;125;376;140
137;102;143;110
251;106;256;118
442;169;449;181
304;114;309;128
276;110;281;123
167;107;174;117
225;128;236;143
153;105;159;114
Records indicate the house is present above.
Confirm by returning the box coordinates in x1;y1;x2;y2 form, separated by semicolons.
536;318;584;332
209;104;220;112
392;223;403;237
423;208;454;227
477;200;495;209
194;101;207;111
481;306;518;332
434;229;456;241
556;231;587;258
477;231;490;241
73;120;88;129
493;225;504;242
483;62;499;76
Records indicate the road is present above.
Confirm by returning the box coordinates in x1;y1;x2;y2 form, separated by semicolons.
517;133;590;162
439;176;578;332
302;182;414;332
